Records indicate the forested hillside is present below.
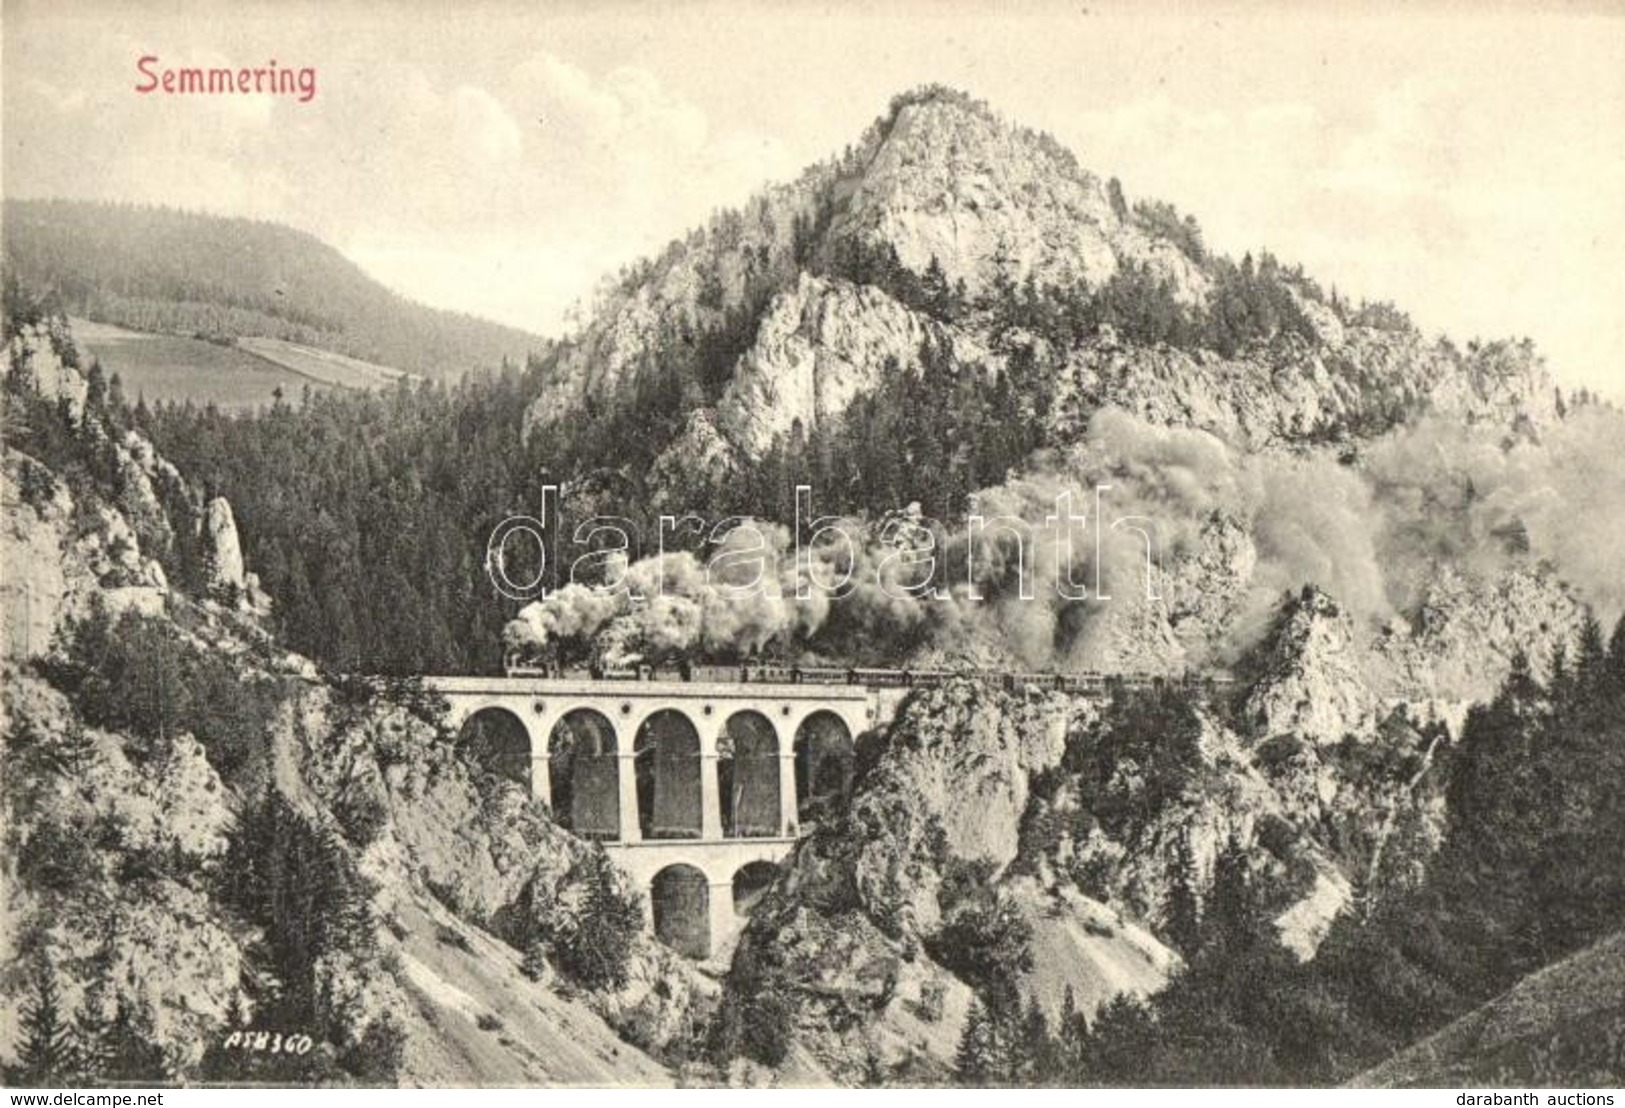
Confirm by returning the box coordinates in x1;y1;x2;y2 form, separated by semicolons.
3;200;546;380
139;373;555;675
2;298;696;1087
115;86;1620;682
6;276;1622;1088
1059;637;1625;1086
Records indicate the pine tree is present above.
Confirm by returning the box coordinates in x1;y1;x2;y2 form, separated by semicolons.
1057;984;1090;1079
1017;995;1054;1085
93;998;166;1086
521;939;549;982
1608;614;1625;687
920;256;951;318
955;998;999;1086
1548;642;1571;703
1574;613;1608;698
1107;177;1129;223
6;963;79;1086
1163;834;1203;957
558;846;642;990
1203;834;1258;956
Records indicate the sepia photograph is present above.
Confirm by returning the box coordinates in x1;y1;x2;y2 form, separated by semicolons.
1;0;1622;1097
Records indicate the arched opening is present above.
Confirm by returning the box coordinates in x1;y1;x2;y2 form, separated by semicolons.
732;860;779;918
634;710;702;840
457;707;532;791
548;709;619;840
719;710;781;838
795;711;854;826
651;863;710;958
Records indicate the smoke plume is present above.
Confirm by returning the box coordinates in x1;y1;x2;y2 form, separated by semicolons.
503;404;1625;670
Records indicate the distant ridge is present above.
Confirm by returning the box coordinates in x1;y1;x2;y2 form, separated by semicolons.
3;198;547;380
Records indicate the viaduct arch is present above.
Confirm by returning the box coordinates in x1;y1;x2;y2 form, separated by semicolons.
438;674;872;958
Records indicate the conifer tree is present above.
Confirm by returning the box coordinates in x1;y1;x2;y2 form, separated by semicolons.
1203;834;1258;957
6;963;79;1086
1608;614;1625;686
558;846;641;990
521;939;549;982
1163;834;1203;957
89;998;166;1086
1017;995;1055;1085
955;998;999;1086
1057;984;1090;1079
1574;613;1608;696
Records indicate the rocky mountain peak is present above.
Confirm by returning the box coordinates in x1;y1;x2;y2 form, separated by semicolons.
523;84;1557;489
823;87;1205;304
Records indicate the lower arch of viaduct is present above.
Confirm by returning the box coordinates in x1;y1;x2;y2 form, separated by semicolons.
430;676;874;959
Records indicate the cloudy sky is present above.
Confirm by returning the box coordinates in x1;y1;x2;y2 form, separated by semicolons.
5;0;1623;397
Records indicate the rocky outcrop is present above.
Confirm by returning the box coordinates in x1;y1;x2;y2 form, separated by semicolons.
1051;329;1556;455
1;319;270;629
0;676;244;1072
522;89;1213;451
728;682;1180;1079
295;693;715;1063
822;93;1206;305
523;88;1553;472
1;314;684;1084
1;451;171;661
1242;587;1374;746
1372;564;1588;704
203;496;247;598
716;274;984;455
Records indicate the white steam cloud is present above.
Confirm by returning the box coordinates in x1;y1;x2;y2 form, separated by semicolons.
503;405;1625;669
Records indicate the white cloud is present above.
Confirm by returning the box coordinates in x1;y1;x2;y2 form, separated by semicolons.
2;6;1618;398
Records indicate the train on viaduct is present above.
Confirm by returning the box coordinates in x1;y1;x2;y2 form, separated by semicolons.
426;663;1231;961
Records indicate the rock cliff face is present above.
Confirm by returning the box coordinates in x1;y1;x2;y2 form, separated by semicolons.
1243;588;1374;746
1;322;269;656
713;273;979;456
1;315;691;1084
727;683;1181;1079
718;538;1592;1082
818;94;1207;305
523;88;1554;473
1053;331;1554;453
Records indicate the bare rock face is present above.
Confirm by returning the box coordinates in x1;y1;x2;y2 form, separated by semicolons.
647;409;742;506
0;678;243;1071
522;87;1555;488
524;176;823;438
1054;326;1557;456
1;449;171;661
729;683;1080;1076
523;90;1211;454
2;456;78;660
854;682;1068;932
297;693;714;1066
1372;564;1588;704
716;274;986;456
1164;514;1258;652
5;321;87;419
203;496;248;598
2;321;276;647
825;94;1206;304
1243;587;1374;746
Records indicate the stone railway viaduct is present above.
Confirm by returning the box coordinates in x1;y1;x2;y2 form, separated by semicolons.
427;675;876;960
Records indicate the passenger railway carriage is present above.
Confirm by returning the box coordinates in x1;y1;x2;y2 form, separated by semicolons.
502;657;1233;691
